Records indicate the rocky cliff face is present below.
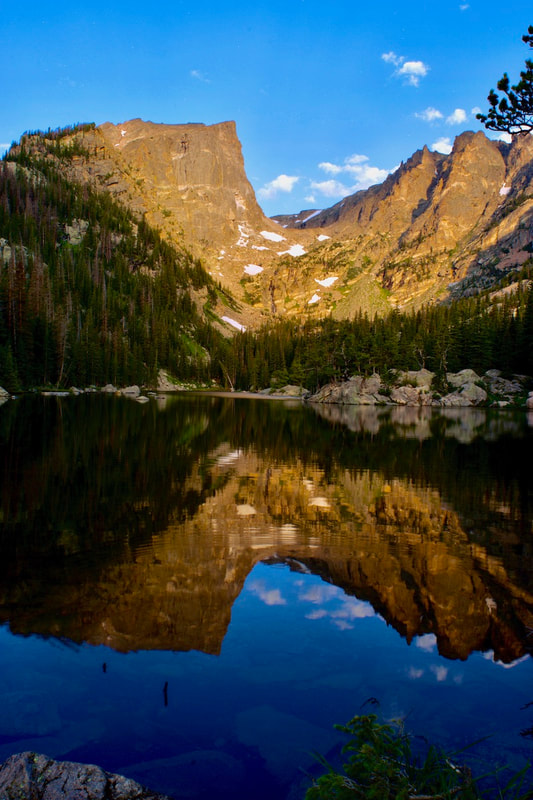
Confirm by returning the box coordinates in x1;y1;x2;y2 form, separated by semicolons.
35;122;533;325
274;131;533;314
54;119;314;329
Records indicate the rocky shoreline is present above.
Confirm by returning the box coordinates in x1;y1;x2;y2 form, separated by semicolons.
304;368;533;409
1;368;533;410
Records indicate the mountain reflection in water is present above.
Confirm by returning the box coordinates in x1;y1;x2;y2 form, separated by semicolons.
0;395;531;662
0;394;532;799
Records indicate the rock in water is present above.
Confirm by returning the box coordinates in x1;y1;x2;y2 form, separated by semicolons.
0;752;173;800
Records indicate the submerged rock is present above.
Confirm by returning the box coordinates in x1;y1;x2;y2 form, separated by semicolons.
0;752;172;800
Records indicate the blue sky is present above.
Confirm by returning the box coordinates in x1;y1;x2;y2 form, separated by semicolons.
1;0;531;215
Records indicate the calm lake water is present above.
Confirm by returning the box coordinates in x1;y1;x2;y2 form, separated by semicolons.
0;393;532;798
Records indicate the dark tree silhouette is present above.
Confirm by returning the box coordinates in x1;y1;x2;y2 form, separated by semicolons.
477;25;533;135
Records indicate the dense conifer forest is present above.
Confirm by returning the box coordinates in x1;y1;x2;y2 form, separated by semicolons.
229;275;533;392
1;125;532;393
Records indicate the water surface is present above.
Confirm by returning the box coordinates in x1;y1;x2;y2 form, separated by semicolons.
0;394;531;798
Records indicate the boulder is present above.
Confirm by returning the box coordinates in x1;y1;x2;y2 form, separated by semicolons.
0;752;172;800
101;384;118;394
441;382;487;407
0;386;9;398
527;392;533;409
391;386;422;405
396;369;435;388
157;370;179;391
360;373;382;394
121;385;141;397
275;385;308;397
446;369;481;388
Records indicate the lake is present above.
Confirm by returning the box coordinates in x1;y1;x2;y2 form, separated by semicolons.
0;393;532;798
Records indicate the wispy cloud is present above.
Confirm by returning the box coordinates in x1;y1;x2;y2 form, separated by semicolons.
430;665;448;682
258;173;299;199
0;143;10;153
415;633;437;652
431;136;453;155
415;107;443;123
248;580;286;606
190;69;211;83
446;108;467;125
382;51;429;87
311;154;392;199
310;179;352;199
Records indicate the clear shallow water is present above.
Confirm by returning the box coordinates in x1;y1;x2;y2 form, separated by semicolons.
0;394;532;798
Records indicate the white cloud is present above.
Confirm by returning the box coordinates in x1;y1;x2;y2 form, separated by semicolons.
408;667;424;679
460;3;469;9
311;179;352;198
496;132;513;144
318;161;343;175
305;194;316;204
312;154;392;199
259;173;299;199
431;136;453;155
415;633;437;652
383;52;429;86
446;108;467;125
306;609;328;620
299;584;339;604
430;665;449;682
331;598;375;620
471;106;482;115
381;51;403;67
0;143;10;152
190;69;211;83
397;60;429;87
415;107;443;123
248;580;286;606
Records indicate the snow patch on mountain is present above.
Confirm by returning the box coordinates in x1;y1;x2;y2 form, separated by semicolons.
260;230;285;242
278;244;306;257
222;316;246;332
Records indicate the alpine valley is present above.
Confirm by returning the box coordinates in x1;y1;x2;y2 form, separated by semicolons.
1;119;533;392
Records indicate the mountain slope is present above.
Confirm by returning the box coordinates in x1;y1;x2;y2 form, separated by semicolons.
275;131;533;315
0;134;235;389
4;121;533;334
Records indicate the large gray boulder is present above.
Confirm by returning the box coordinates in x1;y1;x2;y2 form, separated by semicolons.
390;385;434;406
446;369;481;388
0;752;172;800
120;385;141;397
441;382;488;407
395;369;435;388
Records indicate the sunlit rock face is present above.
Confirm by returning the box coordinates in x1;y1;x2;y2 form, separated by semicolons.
97;119;267;250
0;444;531;664
18;122;533;323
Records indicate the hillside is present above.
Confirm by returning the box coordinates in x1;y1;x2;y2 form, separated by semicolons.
0;130;235;390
